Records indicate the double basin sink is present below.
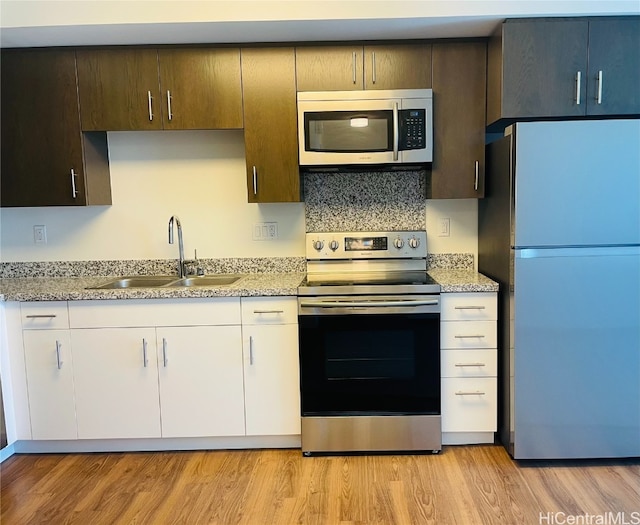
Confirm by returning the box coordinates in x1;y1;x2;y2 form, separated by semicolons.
88;275;241;290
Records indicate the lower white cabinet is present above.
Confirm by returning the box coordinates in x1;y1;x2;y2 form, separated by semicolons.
441;292;498;443
157;326;245;438
19;297;300;445
70;328;161;439
241;297;300;436
23;330;77;440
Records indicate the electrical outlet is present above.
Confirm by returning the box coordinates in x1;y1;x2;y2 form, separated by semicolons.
438;218;450;237
252;222;278;241
33;225;47;244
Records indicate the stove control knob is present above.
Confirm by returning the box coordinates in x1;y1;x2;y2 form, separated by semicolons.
408;237;420;249
329;240;339;251
394;238;405;249
312;240;325;251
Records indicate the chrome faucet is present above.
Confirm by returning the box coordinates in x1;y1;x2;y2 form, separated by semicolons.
168;215;186;278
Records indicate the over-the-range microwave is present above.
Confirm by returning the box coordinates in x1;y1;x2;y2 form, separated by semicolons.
297;89;433;168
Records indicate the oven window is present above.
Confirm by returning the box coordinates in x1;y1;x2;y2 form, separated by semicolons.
304;111;393;152
299;312;440;416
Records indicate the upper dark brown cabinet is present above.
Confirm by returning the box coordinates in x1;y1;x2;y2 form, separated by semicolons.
1;49;111;207
487;16;640;128
429;42;487;199
77;48;243;131
241;48;301;203
295;44;431;91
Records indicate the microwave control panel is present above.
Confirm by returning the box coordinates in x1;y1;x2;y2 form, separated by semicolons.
399;109;426;150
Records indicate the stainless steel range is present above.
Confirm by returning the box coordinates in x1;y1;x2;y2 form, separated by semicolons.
297;230;442;455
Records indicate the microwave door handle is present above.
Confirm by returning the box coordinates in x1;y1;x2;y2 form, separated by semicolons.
392;102;399;161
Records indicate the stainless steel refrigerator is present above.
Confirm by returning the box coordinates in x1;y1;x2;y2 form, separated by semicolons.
479;119;640;459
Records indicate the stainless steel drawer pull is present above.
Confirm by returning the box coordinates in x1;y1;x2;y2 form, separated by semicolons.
162;338;168;367
371;51;377;84
253;310;284;314
252;166;258;196
474;161;479;191
454;306;486;310
596;70;603;104
147;90;154;120
352;52;357;84
26;314;57;319
575;71;582;105
455;363;486;367
142;338;148;368
455;391;486;396
55;340;63;370
167;90;173;120
71;168;78;198
249;336;254;365
454;335;486;339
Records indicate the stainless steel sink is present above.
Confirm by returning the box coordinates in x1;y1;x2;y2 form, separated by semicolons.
88;275;242;289
88;276;180;289
166;275;241;287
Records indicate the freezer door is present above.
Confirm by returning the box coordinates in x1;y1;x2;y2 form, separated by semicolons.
513;119;640;247
512;247;640;459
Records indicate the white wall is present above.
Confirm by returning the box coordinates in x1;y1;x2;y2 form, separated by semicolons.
0;131;477;263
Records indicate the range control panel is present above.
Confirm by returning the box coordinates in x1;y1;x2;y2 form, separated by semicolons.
306;231;427;260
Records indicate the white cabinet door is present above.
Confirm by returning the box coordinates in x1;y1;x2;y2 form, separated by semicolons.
70;328;161;439
156;326;245;438
23;330;77;440
243;324;300;436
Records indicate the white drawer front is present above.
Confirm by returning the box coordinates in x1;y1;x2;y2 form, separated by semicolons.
241;297;298;325
441;349;497;378
441;377;497;433
21;301;69;329
441;320;496;349
69;298;241;328
441;293;497;321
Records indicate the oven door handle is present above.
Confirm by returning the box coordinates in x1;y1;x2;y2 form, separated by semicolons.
299;299;439;308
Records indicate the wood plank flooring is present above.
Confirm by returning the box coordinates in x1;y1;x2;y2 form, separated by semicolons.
1;445;639;524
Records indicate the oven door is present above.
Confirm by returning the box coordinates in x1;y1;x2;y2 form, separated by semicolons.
298;298;440;416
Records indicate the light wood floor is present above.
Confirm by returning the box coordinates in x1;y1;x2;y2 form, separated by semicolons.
1;445;639;525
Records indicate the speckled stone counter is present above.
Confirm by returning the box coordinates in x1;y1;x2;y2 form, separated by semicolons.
0;255;497;302
427;268;498;293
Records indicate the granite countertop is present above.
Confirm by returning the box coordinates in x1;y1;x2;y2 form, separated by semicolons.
0;269;497;302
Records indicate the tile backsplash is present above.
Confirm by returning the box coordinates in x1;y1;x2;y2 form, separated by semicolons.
303;170;426;232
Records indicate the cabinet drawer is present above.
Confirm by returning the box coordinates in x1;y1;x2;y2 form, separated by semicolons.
441;377;497;433
69;298;241;328
241;297;298;325
441;293;497;321
441;320;496;349
21;302;69;329
441;349;497;378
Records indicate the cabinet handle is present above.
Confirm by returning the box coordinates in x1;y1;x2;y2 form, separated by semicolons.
352;51;357;84
252;166;258;196
55;340;63;370
147;90;154;121
142;338;148;368
596;70;603;105
249;336;254;365
71;168;78;199
474;161;479;191
162;338;168;367
454;335;486;339
455;391;486;396
455;363;486;367
371;51;377;84
454;306;485;310
253;310;284;315
25;314;57;319
167;90;173;121
575;71;582;105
